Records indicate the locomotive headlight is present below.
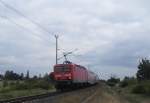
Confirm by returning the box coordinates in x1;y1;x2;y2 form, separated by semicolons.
68;73;71;76
55;74;61;78
68;76;71;79
64;73;71;76
64;73;71;79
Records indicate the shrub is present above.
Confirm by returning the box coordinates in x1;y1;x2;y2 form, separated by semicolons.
9;81;15;86
107;82;116;87
107;77;120;87
2;81;8;87
12;83;28;90
0;87;11;93
132;84;146;94
143;81;150;95
132;81;150;95
119;81;128;88
33;80;50;90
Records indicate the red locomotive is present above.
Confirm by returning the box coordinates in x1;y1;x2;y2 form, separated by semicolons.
50;61;98;91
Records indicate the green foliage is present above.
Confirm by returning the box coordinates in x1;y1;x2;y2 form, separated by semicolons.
137;58;150;81
2;80;8;87
9;81;16;86
0;88;52;100
0;87;12;93
119;77;137;88
25;70;30;79
1;70;50;81
0;74;3;80
119;81;128;88
132;81;150;95
3;70;25;80
132;84;146;94
33;80;50;90
22;79;53;90
107;82;116;87
0;79;53;93
0;72;54;100
43;73;50;81
107;76;120;87
14;83;28;90
0;71;53;96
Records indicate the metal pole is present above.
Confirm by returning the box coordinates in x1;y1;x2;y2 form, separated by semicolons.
55;35;59;64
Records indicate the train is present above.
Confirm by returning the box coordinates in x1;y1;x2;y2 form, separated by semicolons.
50;61;99;91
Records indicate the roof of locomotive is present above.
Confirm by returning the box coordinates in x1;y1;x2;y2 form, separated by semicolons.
54;63;98;76
54;63;87;70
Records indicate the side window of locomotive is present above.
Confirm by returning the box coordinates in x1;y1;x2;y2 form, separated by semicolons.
63;66;70;72
74;66;78;72
54;66;63;72
55;66;70;72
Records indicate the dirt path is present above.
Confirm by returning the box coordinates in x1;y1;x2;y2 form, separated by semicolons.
47;83;131;103
79;83;130;103
26;83;135;103
81;85;130;103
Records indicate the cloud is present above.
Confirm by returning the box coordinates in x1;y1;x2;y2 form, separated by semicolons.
0;0;150;79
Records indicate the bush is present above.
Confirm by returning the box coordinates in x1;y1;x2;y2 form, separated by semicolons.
132;81;150;94
143;81;150;95
0;87;11;93
0;79;54;92
24;79;53;90
107;77;120;87
2;81;8;87
107;82;116;87
132;84;146;94
33;80;50;90
9;81;16;86
119;81;128;88
12;83;28;90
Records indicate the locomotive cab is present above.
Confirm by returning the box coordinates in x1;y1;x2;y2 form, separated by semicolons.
50;61;98;91
54;64;73;81
52;63;74;91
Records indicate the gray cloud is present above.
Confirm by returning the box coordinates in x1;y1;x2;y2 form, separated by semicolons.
0;0;150;79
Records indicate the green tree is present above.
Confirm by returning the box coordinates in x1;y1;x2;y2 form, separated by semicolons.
137;58;150;81
4;70;21;80
0;74;3;80
107;76;120;87
43;73;50;81
33;75;38;80
20;73;24;80
26;70;30;79
3;80;8;87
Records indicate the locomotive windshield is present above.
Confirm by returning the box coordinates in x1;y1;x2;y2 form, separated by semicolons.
54;66;70;72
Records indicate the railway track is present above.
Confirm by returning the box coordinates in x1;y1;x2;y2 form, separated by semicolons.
0;91;61;103
0;84;99;103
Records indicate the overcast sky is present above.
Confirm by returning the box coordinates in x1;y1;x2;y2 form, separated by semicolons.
0;0;150;79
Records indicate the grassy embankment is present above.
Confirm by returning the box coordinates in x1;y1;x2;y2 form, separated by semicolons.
0;80;55;100
111;79;150;103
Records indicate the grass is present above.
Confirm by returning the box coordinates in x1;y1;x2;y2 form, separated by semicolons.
0;81;2;87
0;88;54;100
113;85;150;103
0;80;55;100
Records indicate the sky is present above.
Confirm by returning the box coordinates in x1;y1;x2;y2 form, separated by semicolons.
0;0;150;79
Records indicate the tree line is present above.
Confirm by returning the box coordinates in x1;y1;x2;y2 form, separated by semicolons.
0;70;49;81
137;58;150;81
107;58;150;95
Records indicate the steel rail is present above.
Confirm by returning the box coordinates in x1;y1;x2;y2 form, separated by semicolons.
0;83;99;103
0;91;61;103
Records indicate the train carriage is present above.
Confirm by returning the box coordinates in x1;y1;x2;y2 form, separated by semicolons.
50;61;98;91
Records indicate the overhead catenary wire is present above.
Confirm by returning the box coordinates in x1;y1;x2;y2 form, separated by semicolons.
58;48;78;61
0;0;61;64
0;16;55;44
0;0;55;37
